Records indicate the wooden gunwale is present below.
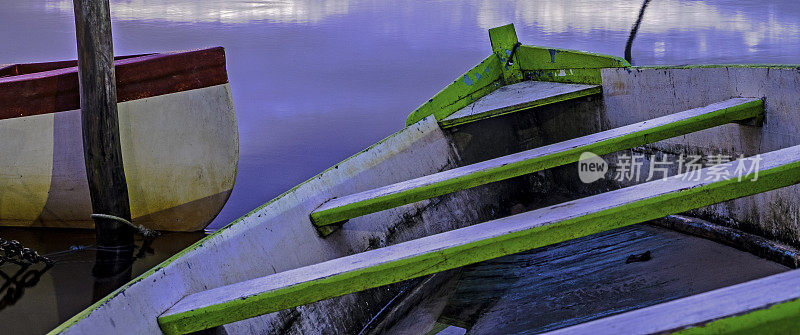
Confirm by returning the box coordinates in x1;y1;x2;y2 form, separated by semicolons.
159;145;800;334
0;47;228;120
49;22;800;334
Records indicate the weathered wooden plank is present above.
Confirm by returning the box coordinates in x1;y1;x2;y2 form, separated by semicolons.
311;98;763;228
489;23;523;85
524;68;608;85
440;80;601;128
517;45;630;71
158;143;800;334
544;268;800;334
404;24;630;126
516;46;630;85
73;0;134;247
405;55;503;126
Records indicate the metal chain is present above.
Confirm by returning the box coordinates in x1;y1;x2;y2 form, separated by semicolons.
0;238;53;267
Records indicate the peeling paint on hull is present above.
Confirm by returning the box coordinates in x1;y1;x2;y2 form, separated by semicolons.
50;37;800;334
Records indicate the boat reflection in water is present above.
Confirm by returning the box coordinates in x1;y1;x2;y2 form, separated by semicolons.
3;0;800;333
0;228;203;334
91;246;134;301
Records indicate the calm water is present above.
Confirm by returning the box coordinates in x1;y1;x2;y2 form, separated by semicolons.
3;0;799;230
1;0;800;332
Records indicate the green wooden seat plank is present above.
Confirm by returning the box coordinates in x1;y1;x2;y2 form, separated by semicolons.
310;98;763;229
439;80;601;128
545;268;800;334
158;143;800;334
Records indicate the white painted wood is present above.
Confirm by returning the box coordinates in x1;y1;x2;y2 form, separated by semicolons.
313;98;758;220
441;80;599;124
601;67;800;255
544;268;800;335
0;84;238;231
58;117;460;335
164;142;799;319
0;113;54;222
119;84;238;230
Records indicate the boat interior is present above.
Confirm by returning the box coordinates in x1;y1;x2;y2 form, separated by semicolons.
54;24;800;335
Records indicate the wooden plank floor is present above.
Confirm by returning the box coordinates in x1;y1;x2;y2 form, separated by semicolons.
438;224;788;334
439;80;601;128
545;267;800;334
311;98;763;228
158;143;800;334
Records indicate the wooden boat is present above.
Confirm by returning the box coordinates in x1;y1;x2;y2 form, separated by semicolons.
0;48;238;231
52;24;800;334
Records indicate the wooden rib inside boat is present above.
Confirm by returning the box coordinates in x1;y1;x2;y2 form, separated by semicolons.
52;24;800;334
0;48;238;231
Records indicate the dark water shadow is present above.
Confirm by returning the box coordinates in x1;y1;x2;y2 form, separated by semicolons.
0;228;203;334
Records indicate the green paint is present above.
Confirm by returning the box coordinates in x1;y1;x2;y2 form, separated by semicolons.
49;208;254;334
489;23;523;85
439;85;602;128
405;24;630;126
315;224;339;237
517;45;629;71
158;150;800;334
405;55;503;126
517;46;629;85
49;118;440;334
53;23;784;334
311;99;763;227
675;297;800;334
426;323;452;335
524;68;604;85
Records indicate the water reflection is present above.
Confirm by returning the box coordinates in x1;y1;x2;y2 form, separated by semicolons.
496;0;798;36
0;228;203;334
13;0;799;236
0;263;53;311
38;0;800;59
2;1;800;332
45;0;351;24
477;0;800;62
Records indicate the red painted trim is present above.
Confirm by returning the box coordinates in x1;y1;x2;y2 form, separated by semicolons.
0;54;148;78
0;47;228;120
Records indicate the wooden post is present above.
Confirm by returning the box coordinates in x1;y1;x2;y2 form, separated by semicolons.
73;0;134;248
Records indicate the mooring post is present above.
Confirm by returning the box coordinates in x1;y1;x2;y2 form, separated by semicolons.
73;0;134;250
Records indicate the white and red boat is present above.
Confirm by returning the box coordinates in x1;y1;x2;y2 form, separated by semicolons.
0;47;238;231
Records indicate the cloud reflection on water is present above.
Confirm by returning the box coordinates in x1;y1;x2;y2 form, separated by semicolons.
45;0;351;24
43;0;799;56
481;0;798;53
30;0;800;231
